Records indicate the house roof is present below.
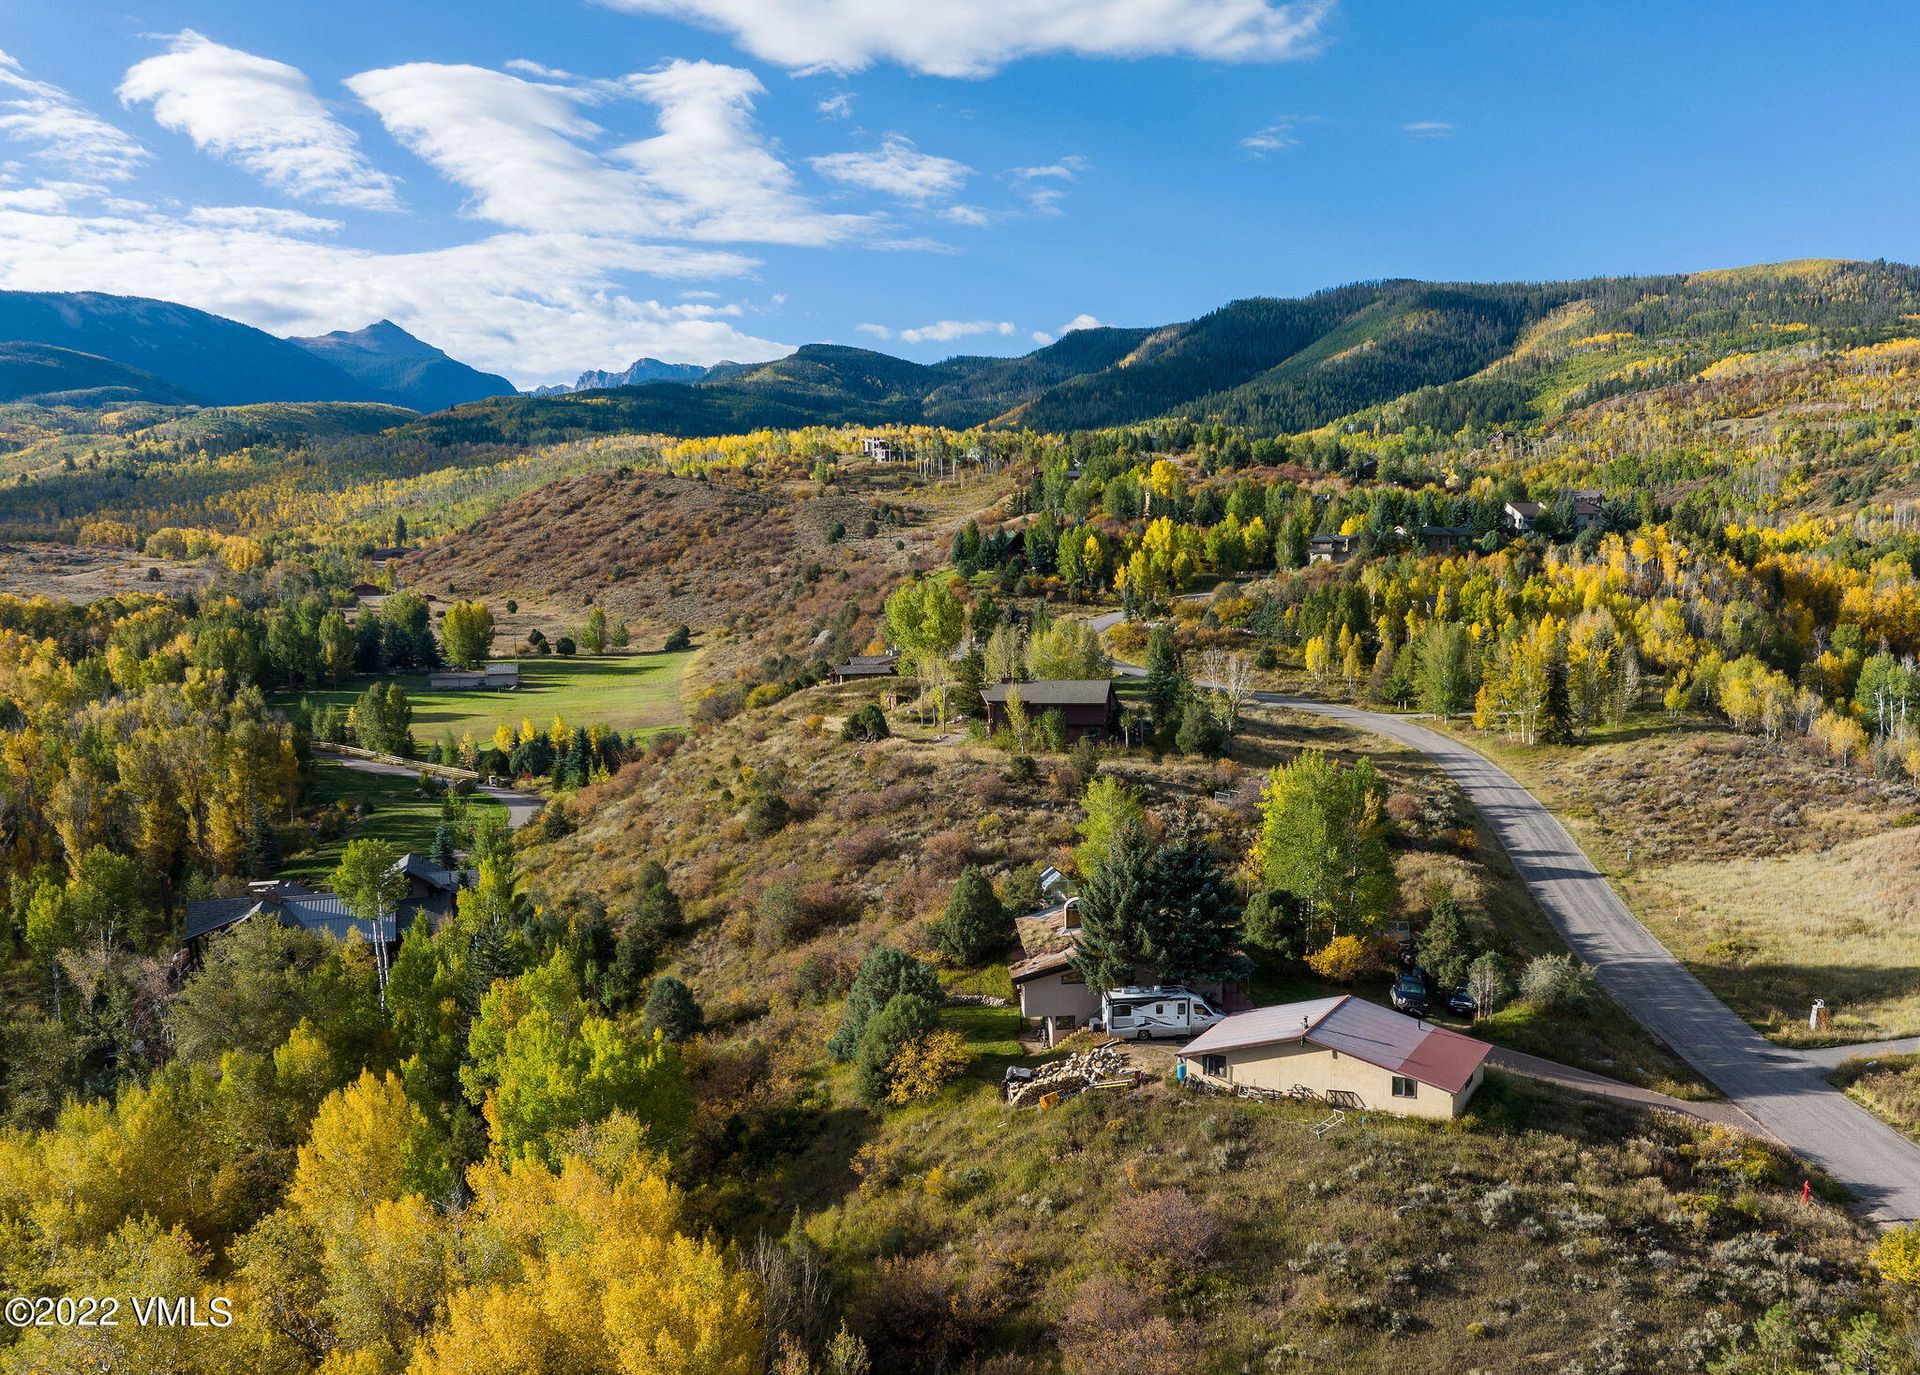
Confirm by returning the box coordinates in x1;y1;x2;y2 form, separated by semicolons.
1009;946;1078;984
1505;500;1544;517
1181;995;1491;1094
831;660;897;676
981;679;1115;707
182;896;261;942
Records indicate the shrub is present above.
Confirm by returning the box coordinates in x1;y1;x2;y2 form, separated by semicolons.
1174;700;1226;757
1058;1274;1194;1375
792;953;851;1004
643;976;703;1040
1103;1188;1225;1282
835;825;895;866
1872;1224;1920;1291
664;624;693;652
1518;952;1596;1010
754;881;812;951
929;867;1011;967
999;862;1047;913
885;1028;973;1104
743;789;791;838
854;993;941;1107
1305;934;1378;984
841;703;890;742
922;827;976;878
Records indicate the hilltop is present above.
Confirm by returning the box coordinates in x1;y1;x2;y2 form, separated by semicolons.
288;319;516;411
406;259;1920;443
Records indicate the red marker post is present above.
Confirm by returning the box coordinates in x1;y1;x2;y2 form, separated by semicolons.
1802;1180;1811;1206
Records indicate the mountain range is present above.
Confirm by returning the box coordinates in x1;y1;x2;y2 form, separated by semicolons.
4;260;1919;438
409;259;1920;445
530;357;728;395
0;292;514;412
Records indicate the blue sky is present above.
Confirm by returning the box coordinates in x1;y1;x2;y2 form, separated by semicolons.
2;2;1917;386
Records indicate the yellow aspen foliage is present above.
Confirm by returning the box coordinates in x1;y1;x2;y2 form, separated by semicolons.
1872;1224;1920;1291
1305;935;1376;984
493;723;515;754
408;1140;761;1375
885;1028;974;1104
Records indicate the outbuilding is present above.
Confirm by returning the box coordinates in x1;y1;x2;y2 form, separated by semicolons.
1177;995;1490;1119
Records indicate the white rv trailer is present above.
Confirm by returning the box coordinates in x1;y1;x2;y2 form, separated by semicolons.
1099;986;1224;1041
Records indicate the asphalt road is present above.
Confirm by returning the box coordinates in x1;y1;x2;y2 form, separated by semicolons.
1248;690;1920;1223
324;750;544;831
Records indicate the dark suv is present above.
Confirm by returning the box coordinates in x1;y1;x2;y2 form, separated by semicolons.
1390;974;1430;1016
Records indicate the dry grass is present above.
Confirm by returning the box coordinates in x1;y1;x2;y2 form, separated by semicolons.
777;1068;1881;1374
1829;1052;1920;1142
1633;827;1920;1043
0;540;213;601
1444;714;1920;1045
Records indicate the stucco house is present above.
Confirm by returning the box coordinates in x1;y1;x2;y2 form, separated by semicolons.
1177;995;1491;1120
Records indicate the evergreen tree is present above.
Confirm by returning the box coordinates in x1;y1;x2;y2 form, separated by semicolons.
643;976;703;1041
429;819;458;870
827;947;940;1061
1544;635;1575;744
1417;889;1476;989
244;799;281;877
1174;698;1226;757
1143;626;1186;733
930;867;1011;967
1140;818;1241;983
1069;819;1156;991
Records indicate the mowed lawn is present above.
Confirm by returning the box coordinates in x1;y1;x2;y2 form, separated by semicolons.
287;651;693;743
283;760;507;882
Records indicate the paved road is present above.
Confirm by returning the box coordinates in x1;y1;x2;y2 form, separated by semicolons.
1485;1047;1762;1131
1247;691;1920;1222
323;749;544;831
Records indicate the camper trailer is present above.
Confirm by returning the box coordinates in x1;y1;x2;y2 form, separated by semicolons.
1099;987;1223;1041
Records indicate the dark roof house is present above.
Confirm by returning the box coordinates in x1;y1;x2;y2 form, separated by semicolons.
982;679;1119;742
182;853;471;951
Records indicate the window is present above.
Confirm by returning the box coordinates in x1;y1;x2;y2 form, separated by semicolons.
1202;1055;1227;1077
1391;1076;1418;1099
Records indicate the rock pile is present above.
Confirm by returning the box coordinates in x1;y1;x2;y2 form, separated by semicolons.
1004;1042;1137;1108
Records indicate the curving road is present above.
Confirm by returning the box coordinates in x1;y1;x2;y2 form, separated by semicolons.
1092;607;1920;1219
1254;690;1920;1222
321;748;544;830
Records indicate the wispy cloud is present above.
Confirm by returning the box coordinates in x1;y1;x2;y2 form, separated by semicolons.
347;58;865;246
1241;120;1304;156
811;134;969;203
1005;155;1087;215
1031;311;1102;344
120;32;400;210
594;0;1335;77
0;50;146;182
817;91;853;119
1401;120;1454;139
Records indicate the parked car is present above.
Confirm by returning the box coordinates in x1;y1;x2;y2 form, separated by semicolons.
1447;986;1478;1018
1390;974;1430;1015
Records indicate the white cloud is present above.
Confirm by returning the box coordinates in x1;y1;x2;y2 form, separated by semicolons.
618;59;864;243
596;0;1334;77
1031;330;1053;345
1058;312;1102;333
349;58;864;246
0;50;146;181
0;188;789;383
1241;122;1300;156
855;322;891;338
897;318;1016;344
1402;120;1454;139
186;204;342;234
817;91;853;119
1005;156;1086;215
944;204;989;226
119;32;399;210
811;135;969;203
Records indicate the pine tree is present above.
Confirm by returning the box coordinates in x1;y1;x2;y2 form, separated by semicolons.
1417;889;1476;989
1143;626;1186;733
1141;817;1241;983
429;819;458;870
1069;819;1155;991
1544;637;1575;744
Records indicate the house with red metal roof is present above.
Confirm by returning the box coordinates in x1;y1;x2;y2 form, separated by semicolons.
1176;995;1491;1119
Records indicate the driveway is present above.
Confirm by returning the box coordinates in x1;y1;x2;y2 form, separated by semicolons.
322;747;544;831
1244;691;1920;1222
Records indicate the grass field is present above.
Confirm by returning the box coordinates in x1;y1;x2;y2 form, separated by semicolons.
283;759;506;882
288;651;693;745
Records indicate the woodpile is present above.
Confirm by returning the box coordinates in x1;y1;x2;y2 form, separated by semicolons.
1004;1041;1138;1108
